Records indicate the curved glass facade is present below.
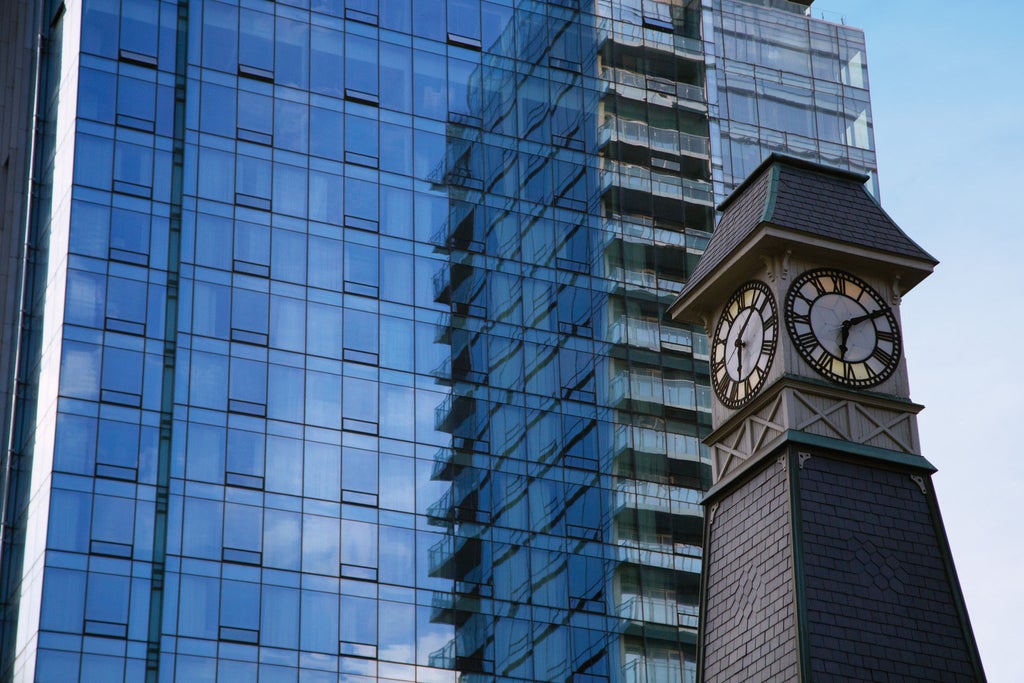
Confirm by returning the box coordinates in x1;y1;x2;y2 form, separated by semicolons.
0;0;875;681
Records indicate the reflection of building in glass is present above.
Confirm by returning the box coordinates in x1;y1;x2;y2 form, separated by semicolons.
428;3;712;679
0;0;878;680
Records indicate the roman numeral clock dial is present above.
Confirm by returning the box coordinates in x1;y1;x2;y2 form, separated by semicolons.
784;268;902;387
711;281;779;408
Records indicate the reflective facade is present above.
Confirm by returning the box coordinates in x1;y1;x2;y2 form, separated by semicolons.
0;0;876;681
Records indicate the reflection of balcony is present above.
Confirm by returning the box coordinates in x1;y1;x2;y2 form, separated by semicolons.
430;201;477;252
432;357;452;386
428;533;479;579
434;393;476;433
427;489;454;526
599;117;709;158
433;268;451;303
428;639;455;669
600;160;714;205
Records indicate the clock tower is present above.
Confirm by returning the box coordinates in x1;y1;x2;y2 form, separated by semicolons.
670;155;985;681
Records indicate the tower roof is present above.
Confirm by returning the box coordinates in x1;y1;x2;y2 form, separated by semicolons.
670;154;937;320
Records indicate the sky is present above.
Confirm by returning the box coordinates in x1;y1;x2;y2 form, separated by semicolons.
810;2;1023;680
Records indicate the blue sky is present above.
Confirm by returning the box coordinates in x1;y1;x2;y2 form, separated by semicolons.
811;2;1023;679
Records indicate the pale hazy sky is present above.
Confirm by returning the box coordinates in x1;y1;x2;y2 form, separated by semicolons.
811;2;1023;680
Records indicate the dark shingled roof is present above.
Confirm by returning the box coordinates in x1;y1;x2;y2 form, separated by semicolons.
680;154;937;300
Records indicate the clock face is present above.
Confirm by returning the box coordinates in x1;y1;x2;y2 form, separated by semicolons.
784;268;902;387
711;280;778;408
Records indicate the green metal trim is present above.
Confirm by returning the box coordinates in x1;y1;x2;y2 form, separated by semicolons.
786;448;812;681
783;430;937;473
695;499;713;683
702;427;934;507
145;1;189;680
761;164;780;223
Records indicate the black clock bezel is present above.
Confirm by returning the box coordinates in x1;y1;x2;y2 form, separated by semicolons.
710;280;779;409
784;268;902;388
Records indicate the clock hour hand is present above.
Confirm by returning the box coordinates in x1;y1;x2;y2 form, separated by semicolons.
732;309;755;377
734;335;744;377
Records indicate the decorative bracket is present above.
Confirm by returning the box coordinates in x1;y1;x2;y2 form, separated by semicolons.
708;501;720;526
890;275;903;306
798;452;812;469
760;249;792;283
910;474;927;495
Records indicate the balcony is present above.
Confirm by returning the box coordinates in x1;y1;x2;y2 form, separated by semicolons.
599;117;710;159
613;479;704;518
619;594;701;628
612;424;708;466
599;67;706;112
607;316;661;351
615;540;703;575
600;160;714;206
602;214;711;255
608;370;699;412
596;17;704;61
606;266;687;299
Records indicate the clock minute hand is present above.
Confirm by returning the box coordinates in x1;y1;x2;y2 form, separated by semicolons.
845;305;891;327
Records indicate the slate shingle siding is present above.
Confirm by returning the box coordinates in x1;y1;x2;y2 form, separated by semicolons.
798;454;981;682
703;457;798;681
678;155;937;302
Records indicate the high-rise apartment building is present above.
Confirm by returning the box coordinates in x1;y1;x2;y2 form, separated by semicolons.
0;0;878;680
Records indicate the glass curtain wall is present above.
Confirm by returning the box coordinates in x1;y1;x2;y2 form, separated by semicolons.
0;0;877;681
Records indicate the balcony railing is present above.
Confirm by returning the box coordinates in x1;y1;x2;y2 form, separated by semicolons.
599;66;706;107
613;479;704;519
599;117;710;158
612;423;708;464
605;314;692;356
615;541;703;574
597;17;704;59
618;594;700;628
607;316;661;351
600;159;714;205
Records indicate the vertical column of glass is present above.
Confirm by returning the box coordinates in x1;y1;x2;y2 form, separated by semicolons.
25;0;180;680
593;2;712;682
0;0;68;678
162;0;460;679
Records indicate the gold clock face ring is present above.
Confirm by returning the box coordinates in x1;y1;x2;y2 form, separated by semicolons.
711;281;778;408
785;269;901;388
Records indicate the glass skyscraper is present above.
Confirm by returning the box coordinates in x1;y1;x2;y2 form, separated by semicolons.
0;0;877;680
